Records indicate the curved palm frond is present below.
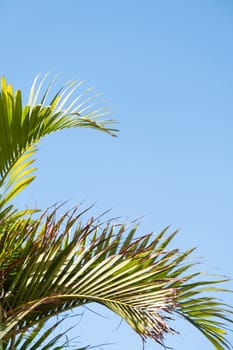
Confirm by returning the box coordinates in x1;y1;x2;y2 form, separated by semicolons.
0;75;118;210
0;207;232;349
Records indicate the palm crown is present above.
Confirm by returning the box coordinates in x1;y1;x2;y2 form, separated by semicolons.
0;76;232;350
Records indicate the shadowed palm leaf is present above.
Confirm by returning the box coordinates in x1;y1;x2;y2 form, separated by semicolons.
0;76;232;349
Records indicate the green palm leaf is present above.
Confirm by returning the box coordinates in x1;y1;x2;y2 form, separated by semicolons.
0;208;232;349
0;75;118;210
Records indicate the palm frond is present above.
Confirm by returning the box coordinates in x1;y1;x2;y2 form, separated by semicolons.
0;75;118;210
0;207;232;349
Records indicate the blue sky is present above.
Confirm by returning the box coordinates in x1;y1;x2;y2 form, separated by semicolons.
1;1;233;349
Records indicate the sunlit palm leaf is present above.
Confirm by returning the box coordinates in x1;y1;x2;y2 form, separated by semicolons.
0;208;232;349
0;76;118;209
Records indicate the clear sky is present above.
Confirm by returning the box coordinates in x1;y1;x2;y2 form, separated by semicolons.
1;1;233;349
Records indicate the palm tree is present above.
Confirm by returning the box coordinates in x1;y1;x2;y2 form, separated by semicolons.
0;75;232;350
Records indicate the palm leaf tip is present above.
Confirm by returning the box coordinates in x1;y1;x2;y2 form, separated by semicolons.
26;74;119;137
